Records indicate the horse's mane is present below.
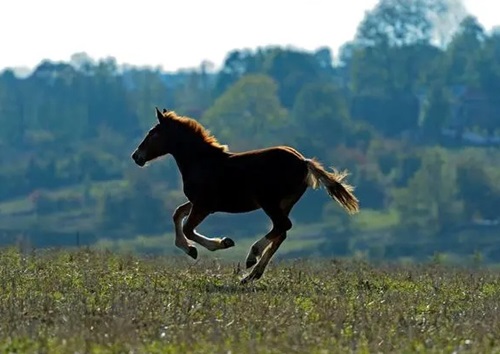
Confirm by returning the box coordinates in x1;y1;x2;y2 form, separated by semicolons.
164;110;229;152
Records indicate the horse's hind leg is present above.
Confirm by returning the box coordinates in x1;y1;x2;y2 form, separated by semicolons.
241;199;297;284
241;231;288;284
245;186;307;270
182;205;236;252
245;236;272;269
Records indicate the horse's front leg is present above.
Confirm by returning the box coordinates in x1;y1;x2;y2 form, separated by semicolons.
182;205;235;252
173;202;198;259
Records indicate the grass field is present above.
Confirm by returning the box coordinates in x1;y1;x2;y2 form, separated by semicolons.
1;247;499;353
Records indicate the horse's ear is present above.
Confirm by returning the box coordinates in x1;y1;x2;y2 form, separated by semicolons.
155;107;164;124
162;108;168;113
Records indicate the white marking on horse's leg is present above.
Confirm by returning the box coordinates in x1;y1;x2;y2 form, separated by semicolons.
241;232;287;284
173;202;197;258
245;236;272;269
182;206;235;252
243;199;294;277
186;231;235;251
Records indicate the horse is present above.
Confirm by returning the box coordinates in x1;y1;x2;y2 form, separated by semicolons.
131;107;360;284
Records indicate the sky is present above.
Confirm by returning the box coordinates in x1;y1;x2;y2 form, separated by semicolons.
0;0;498;73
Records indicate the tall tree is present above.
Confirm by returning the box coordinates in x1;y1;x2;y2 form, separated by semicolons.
346;0;466;95
127;68;170;131
392;147;461;234
292;82;351;146
419;84;451;140
262;48;326;108
0;71;24;144
456;154;500;220
214;49;262;98
444;15;486;85
355;0;465;47
202;74;288;149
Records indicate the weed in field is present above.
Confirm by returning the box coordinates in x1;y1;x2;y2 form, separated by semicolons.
0;247;499;353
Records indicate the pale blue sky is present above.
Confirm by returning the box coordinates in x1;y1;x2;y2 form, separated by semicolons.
0;0;498;73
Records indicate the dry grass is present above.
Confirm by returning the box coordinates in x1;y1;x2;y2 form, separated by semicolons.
1;247;499;353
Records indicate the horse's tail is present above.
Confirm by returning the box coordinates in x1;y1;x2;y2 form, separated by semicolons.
305;158;360;215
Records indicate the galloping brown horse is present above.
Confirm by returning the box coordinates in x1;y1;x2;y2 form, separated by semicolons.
132;107;359;283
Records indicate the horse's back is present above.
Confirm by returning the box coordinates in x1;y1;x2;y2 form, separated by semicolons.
226;145;308;193
229;145;305;162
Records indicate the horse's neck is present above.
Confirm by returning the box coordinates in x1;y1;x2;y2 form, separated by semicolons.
171;144;225;177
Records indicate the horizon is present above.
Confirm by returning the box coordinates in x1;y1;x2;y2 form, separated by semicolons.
1;0;498;75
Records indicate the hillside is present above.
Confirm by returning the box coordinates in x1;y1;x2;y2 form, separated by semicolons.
1;2;500;263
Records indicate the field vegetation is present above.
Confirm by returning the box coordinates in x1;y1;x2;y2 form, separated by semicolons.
1;247;499;353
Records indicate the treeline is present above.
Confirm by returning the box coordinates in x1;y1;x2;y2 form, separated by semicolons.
1;0;500;262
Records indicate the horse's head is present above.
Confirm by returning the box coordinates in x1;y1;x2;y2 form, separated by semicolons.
131;107;172;167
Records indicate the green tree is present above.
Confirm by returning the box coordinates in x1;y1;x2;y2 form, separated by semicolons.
0;70;24;144
292;82;351;147
214;50;263;98
419;84;451;140
456;156;500;220
128;68;170;131
443;15;486;85
476;32;500;94
346;0;464;95
87;57;138;135
262;48;328;108
202;74;288;149
392;147;462;234
355;0;464;47
173;63;215;118
97;169;168;235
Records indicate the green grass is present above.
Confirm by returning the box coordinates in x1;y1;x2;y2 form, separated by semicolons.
1;247;499;353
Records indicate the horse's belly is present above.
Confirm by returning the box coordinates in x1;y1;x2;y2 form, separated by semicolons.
184;183;259;213
211;194;260;213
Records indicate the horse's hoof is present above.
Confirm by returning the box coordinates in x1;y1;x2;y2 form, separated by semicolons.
240;270;262;285
221;237;235;248
240;274;252;285
187;246;198;259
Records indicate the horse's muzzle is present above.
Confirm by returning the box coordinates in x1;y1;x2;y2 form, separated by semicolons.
131;151;146;167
